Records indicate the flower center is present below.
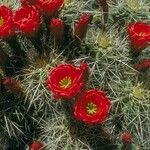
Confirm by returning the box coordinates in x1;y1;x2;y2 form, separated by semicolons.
59;76;72;89
139;32;147;37
0;16;4;27
86;102;97;115
139;32;146;36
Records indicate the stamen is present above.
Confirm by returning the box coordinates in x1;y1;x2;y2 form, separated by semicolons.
0;16;4;27
86;102;97;115
59;76;72;89
139;32;147;36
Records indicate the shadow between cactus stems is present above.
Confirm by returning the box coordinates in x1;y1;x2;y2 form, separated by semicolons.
0;82;40;150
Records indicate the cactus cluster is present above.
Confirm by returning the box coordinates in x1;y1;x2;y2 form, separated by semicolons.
0;0;150;149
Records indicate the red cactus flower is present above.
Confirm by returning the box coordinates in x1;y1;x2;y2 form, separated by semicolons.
120;131;132;144
74;13;92;40
13;6;41;37
50;18;64;41
73;89;111;125
47;63;88;100
21;0;37;6
36;0;64;16
0;5;15;38
134;58;150;71
128;22;150;52
2;77;22;93
29;141;44;150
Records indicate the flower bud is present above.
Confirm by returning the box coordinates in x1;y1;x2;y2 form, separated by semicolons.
50;18;64;41
74;13;92;40
120;131;132;144
2;77;22;94
29;141;44;150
